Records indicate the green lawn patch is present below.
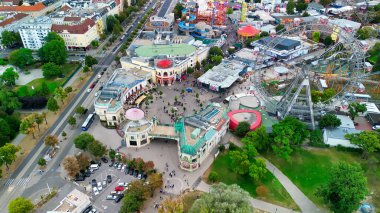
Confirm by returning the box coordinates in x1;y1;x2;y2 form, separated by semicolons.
16;62;80;97
263;148;380;210
209;152;298;209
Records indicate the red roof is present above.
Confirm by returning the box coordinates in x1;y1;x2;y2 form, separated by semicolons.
237;25;260;37
60;4;72;12
0;2;45;12
0;13;28;27
52;18;95;34
156;59;172;69
63;17;81;22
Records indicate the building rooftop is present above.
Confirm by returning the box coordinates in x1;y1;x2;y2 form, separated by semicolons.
257;37;301;51
48;189;90;213
52;18;95;34
0;13;28;27
336;115;355;129
197;60;246;89
134;44;196;57
0;2;46;12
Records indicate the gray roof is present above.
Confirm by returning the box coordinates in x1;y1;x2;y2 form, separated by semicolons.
325;128;361;140
257;37;301;51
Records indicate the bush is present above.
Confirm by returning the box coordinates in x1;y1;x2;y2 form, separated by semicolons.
256;185;268;197
309;129;329;148
218;145;225;152
19;96;47;109
229;142;239;151
208;171;219;183
336;145;363;153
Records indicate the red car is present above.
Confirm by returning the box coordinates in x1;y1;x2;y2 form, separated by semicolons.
115;186;125;191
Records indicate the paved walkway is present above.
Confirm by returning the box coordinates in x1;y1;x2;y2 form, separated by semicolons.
196;181;297;213
228;134;321;213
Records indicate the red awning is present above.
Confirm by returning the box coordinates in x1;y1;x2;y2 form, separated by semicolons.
237;25;260;37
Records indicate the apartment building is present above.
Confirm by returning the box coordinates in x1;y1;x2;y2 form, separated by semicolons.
19;16;51;50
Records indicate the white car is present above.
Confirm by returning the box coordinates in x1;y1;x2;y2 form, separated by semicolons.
94;92;98;97
102;180;107;187
122;165;126;170
138;173;142;179
90;208;97;213
97;182;103;191
87;88;92;93
97;74;101;79
372;125;380;130
93;187;99;195
117;164;122;170
118;182;128;187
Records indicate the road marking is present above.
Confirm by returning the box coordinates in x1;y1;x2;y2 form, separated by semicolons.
3;179;14;186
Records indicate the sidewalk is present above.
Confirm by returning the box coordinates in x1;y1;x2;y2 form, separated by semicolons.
196;181;297;213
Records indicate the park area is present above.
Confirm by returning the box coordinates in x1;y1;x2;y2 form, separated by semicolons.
206;150;298;210
263;148;380;210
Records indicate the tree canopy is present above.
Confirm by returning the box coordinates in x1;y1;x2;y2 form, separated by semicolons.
271;116;308;159
241;126;271;151
62;156;80;178
1;31;21;47
235;122;250;137
189;183;253;213
38;39;67;65
286;0;295;14
319;114;341;129
45;32;64;43
47;97;59;113
87;140;106;157
85;56;98;68
316;162;368;213
74;132;95;150
0;143;20;168
345;130;380;159
0;89;21;114
42;62;62;79
173;3;184;19
348;102;367;120
8;197;34;213
1;67;19;87
8;48;34;69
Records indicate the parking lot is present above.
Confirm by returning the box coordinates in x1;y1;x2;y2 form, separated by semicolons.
75;159;145;213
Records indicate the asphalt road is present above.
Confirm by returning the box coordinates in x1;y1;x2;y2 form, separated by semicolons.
0;1;156;211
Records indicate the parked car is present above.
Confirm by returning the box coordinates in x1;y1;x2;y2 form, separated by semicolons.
106;195;116;200
142;173;148;180
97;74;101;79
129;169;134;176
107;175;112;183
87;88;92;93
113;162;119;169
118;182;128;187
82;206;93;213
114;194;124;203
82;172;91;177
99;86;104;90
138;173;142;179
109;162;114;167
115;186;125;191
75;174;85;181
102;180;107;187
117;164;122;170
90;208;97;213
94;92;98;97
372;125;380;130
91;161;101;166
93;187;99;195
125;166;131;175
97;182;103;191
100;71;105;75
101;157;108;163
122;164;126;170
134;170;139;178
91;179;97;187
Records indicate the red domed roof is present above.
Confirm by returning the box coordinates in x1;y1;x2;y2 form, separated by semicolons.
237;25;260;37
156;59;172;68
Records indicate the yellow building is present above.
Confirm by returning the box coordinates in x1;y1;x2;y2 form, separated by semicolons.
52;18;99;50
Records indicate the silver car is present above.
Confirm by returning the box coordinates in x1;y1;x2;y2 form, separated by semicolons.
117;164;122;170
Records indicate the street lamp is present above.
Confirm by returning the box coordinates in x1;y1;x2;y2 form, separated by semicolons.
0;156;8;170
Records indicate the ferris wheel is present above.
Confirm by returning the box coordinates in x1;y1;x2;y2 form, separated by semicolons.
252;18;367;128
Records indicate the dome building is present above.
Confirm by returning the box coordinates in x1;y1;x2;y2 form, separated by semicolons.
123;108;156;147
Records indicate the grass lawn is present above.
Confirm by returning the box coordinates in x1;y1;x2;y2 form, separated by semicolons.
16;62;80;97
263;148;380;210
208;152;298;209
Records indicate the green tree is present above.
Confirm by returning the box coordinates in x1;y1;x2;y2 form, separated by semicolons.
235;121;250;137
8;48;33;69
37;81;50;97
0;143;20;169
106;15;121;34
8;197;34;213
348;102;367;120
20;114;37;139
38;40;67;65
109;149;116;159
345;130;380;159
0;118;11;144
120;180;149;212
75;106;87;116
208;171;219;182
320;0;334;13
74;133;95;150
286;0;295;14
83;66;90;73
356;26;378;40
189;183;253;213
295;0;307;13
272;116;308;159
64;86;72;95
260;31;269;38
1;67;19;87
87;140;106;157
211;55;223;65
324;35;333;46
226;7;233;14
67;116;76;129
146;172;163;195
54;87;67;104
0;89;21;114
85;55;98;67
195;61;201;71
173;3;184;19
209;46;223;57
319;114;341;129
321;88;335;103
32;113;43;131
47;97;59;113
316;162;368;213
374;54;380;72
42;62;62;79
37;158;46;166
45;32;64;43
1;31;19;47
241;126;271;151
312;31;321;43
276;24;285;32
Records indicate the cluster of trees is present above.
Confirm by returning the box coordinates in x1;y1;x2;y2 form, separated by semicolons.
120;173;163;212
348;102;367;121
19;113;47;139
368;42;380;71
356;26;379;40
311;88;336;103
46;86;73;114
9;48;34;69
73;133;107;158
316;162;368;212
8;196;34;213
245;31;269;47
173;3;184;19
319;114;342;129
1;67;19;87
62;152;92;178
286;0;308;14
1;31;22;48
38;32;67;66
82;56;98;73
230;127;268;181
201;46;224;72
0;143;21;178
345;130;380;159
106;15;123;36
0;112;20;147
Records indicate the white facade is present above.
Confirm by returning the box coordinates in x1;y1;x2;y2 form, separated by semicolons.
19;16;52;50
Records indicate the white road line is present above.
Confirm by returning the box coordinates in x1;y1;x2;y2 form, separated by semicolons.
4;179;14;186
